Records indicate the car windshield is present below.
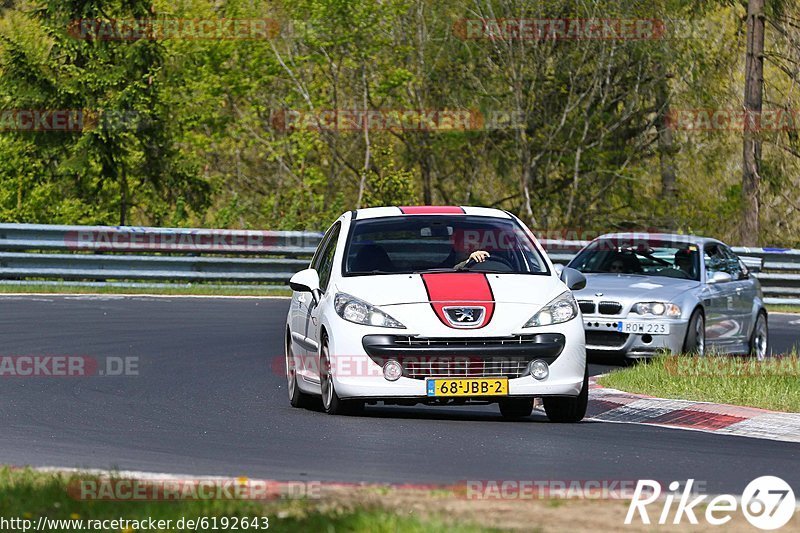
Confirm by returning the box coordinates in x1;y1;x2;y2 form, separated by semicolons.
569;238;701;281
344;216;549;275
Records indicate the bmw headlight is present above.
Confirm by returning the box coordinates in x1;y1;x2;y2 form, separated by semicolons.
633;302;681;317
334;293;405;328
524;291;578;327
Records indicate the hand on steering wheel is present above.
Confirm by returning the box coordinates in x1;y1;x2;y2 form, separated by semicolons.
466;250;490;264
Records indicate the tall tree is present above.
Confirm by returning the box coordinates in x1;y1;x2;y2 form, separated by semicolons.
741;0;765;245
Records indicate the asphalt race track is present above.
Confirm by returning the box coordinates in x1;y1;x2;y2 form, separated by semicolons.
0;296;798;495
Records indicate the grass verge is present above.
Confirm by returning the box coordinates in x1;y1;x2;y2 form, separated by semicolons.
0;283;292;297
598;355;800;412
0;468;492;533
1;468;773;532
766;304;800;314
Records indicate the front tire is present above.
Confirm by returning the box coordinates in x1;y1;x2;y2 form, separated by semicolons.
543;364;588;423
682;309;705;355
498;398;534;419
749;311;769;360
320;340;364;416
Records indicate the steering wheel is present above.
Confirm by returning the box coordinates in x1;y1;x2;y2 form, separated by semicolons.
463;255;515;272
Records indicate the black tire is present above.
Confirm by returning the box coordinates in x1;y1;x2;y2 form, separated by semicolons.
749;311;769;360
543;364;588;423
498;398;534;419
682;309;705;355
320;340;364;416
286;333;314;409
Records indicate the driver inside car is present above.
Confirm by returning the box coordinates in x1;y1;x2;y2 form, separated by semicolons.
673;247;698;279
454;250;490;270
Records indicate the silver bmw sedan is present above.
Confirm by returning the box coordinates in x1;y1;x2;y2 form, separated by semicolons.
566;233;769;359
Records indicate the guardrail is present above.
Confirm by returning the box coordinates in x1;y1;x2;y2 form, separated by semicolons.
0;223;798;306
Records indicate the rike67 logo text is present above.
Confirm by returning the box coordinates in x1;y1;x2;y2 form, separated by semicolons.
626;477;796;530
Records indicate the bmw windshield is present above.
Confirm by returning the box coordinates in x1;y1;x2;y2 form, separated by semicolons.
569;238;701;281
343;216;549;275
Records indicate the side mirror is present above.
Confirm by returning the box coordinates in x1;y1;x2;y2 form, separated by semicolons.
289;268;322;303
707;271;733;284
560;266;587;291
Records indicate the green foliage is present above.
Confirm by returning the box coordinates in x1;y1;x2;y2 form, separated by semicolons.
0;0;797;243
0;0;209;225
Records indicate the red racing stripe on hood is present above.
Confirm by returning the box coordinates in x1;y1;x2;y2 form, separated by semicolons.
399;206;465;214
420;273;495;329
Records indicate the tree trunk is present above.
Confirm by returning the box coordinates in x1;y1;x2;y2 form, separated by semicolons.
356;66;371;209
119;168;129;226
419;143;433;205
741;0;765;246
655;72;677;230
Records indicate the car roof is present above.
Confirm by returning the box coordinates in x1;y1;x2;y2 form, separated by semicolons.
352;206;512;220
595;232;723;247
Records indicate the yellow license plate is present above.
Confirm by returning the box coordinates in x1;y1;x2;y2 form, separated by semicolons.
426;378;508;397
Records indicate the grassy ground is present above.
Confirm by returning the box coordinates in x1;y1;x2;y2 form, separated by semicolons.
766;304;800;314
0;283;292;297
598;355;800;412
0;468;492;533
0;468;771;532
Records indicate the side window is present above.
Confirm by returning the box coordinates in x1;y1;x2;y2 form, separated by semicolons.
316;223;341;292
311;226;335;271
704;244;725;277
704;244;741;280
721;246;744;279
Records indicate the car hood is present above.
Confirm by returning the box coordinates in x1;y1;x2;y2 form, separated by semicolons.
335;272;563;307
573;273;700;302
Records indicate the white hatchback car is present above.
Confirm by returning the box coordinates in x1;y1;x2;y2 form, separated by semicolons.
285;206;588;421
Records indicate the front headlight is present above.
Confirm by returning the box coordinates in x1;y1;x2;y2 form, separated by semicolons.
334;293;405;328
524;291;578;327
633;302;681;317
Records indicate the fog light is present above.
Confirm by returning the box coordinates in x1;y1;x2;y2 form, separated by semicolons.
529;359;549;380
383;360;402;381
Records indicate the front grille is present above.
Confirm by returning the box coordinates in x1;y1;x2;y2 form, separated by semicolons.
586;331;629;348
598;301;623;315
362;334;566;379
578;300;596;314
403;358;528;379
392;334;553;347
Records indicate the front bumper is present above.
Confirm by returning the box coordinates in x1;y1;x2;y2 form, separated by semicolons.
583;317;690;357
326;317;586;401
